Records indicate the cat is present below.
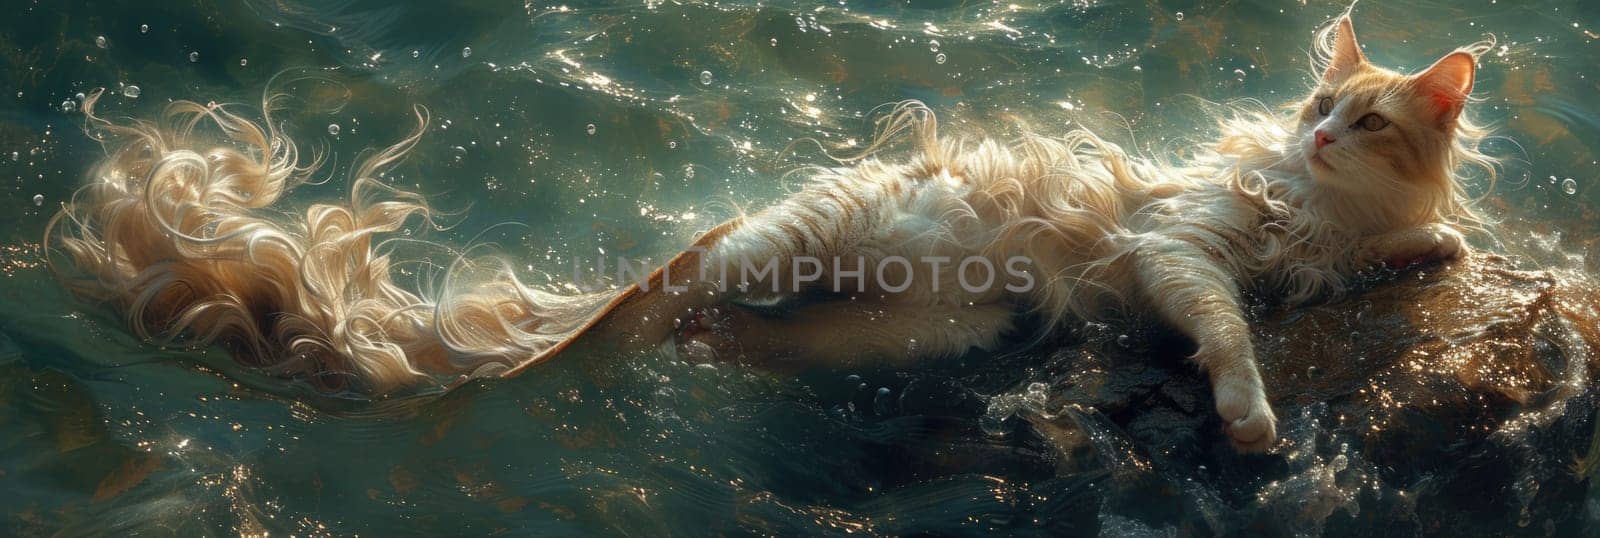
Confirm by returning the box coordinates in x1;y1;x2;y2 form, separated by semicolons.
48;14;1494;452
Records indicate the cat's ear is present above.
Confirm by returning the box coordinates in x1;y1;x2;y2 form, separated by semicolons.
1323;17;1366;82
1412;51;1476;127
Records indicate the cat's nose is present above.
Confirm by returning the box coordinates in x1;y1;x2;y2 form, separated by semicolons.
1314;130;1335;149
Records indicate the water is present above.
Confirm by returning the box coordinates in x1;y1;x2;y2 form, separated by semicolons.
1;0;1598;535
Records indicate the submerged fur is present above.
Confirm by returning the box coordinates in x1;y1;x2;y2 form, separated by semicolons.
49;15;1497;448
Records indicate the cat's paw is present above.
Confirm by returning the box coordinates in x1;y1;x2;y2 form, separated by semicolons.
1361;226;1468;270
1213;375;1278;453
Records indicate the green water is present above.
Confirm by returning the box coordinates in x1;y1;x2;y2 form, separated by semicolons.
0;0;1597;535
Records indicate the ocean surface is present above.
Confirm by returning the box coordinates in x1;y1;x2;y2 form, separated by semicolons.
0;0;1596;535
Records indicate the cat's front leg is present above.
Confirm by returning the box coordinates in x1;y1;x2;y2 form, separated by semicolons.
1134;237;1278;453
1359;223;1469;270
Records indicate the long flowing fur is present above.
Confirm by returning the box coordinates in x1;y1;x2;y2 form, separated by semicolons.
47;89;614;393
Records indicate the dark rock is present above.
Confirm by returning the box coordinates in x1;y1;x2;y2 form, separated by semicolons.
1021;255;1600;535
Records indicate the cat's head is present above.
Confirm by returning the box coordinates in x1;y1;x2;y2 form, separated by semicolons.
1295;16;1483;192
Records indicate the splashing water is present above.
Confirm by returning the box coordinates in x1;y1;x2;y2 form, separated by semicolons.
0;1;1596;536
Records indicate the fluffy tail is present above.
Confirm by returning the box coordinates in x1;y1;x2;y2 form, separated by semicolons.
46;90;619;393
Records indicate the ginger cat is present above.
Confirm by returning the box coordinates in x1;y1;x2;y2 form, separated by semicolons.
50;15;1493;452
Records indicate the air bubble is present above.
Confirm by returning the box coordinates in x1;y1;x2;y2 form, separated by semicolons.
95;35;107;48
461;46;472;58
140;24;149;34
929;39;940;52
240;58;248;66
1562;178;1577;195
61;99;76;113
327;124;341;136
1175;11;1185;21
586;123;596;136
33;194;44;206
699;70;713;85
935;53;947;64
412;49;421;58
123;85;141;98
189;51;199;62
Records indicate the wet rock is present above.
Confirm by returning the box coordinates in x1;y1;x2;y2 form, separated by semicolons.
1022;255;1600;535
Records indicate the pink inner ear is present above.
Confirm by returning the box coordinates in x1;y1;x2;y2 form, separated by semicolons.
1428;89;1463;123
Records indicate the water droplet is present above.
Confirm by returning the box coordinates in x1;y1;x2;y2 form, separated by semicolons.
585;123;596;136
698;70;713;85
123;85;140;98
327;123;341;136
929;39;940;52
239;58;248;67
935;53;947;64
33;194;44;206
140;24;149;34
95;35;107;49
61;99;76;113
461;46;472;59
1562;178;1577;195
1175;11;1185;21
188;51;199;62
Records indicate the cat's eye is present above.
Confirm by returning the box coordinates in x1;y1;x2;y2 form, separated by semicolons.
1356;113;1390;131
1316;96;1333;116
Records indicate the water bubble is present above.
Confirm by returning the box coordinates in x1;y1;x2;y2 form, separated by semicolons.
95;35;107;48
935;53;947;64
585;123;596;136
61;99;76;113
188;51;199;62
1175;11;1185;21
461;46;472;59
327;123;340;136
140;24;149;34
123;85;141;98
1562;178;1577;195
33;194;44;206
698;70;713;85
929;39;940;52
873;387;894;415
